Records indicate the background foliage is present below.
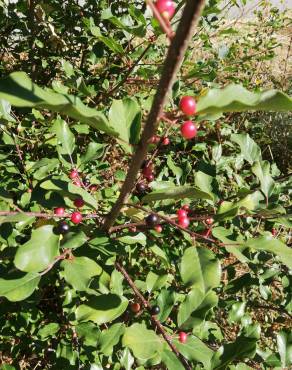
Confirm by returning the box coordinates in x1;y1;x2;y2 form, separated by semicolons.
0;0;291;369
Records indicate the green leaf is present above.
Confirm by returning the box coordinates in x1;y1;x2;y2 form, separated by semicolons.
276;330;292;368
52;118;75;155
212;227;248;263
175;335;214;369
228;302;246;323
61;257;102;291
0;98;15;121
91;26;124;54
180;247;221;291
99;323;125;356
252;160;275;199
38;323;60;340
142;185;213;203
122;323;163;361
14;225;59;273
231;133;261;165
76;322;100;346
109;98;141;152
81;142;105;164
118;232;146;246
177;287;205;326
161;350;185;370
211;336;257;369
245;233;292;269
0;273;40;301
0;72;117;136
41;179;98;209
146;271;168;293
120;348;135;370
194;171;215;200
76;294;128;324
157;289;175;322
197;84;292;115
61;230;88;250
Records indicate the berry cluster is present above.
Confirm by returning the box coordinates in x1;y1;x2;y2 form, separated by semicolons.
179;96;197;139
177;205;190;228
53;168;97;234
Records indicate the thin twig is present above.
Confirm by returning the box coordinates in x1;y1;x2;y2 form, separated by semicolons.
103;0;206;230
115;261;192;370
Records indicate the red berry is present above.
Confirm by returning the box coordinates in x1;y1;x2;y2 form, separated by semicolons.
129;226;137;233
206;217;214;225
142;165;153;178
177;209;188;220
89;184;97;192
155;224;162;233
182;204;190;212
74;197;85;208
178;217;190;228
178;332;187;343
271;228;277;236
69;169;78;179
130;302;141;313
181;121;197;139
54;207;65;216
27;188;33;193
179;96;197;116
71;211;82;224
162;137;170;145
155;0;175;19
146;174;154;182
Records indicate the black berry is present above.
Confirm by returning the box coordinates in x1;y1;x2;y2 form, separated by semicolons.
145;214;159;227
136;183;146;194
150;305;160;315
57;222;70;234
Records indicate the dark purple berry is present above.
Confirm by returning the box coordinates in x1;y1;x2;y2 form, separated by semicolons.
145;214;159;227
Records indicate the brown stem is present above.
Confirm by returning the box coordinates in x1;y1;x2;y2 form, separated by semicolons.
115;261;192;370
103;0;206;231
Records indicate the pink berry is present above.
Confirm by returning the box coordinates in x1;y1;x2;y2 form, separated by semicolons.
150;135;160;144
74;197;84;208
155;0;175;19
162;137;170;145
181;121;197;139
71;211;82;224
54;207;65;216
179;96;197;116
271;228;277;236
206;218;214;225
69;169;78;179
178;332;187;343
177;209;187;220
182;204;190;212
155;224;162;233
178;217;190;228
